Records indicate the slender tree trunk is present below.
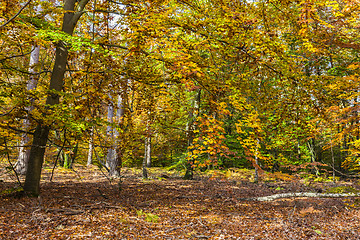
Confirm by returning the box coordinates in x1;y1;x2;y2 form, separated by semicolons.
142;115;149;179
330;143;336;183
107;95;124;177
86;0;96;168
142;135;151;178
87;126;94;166
145;136;151;168
184;89;201;180
184;115;195;180
308;138;319;175
254;156;259;183
142;156;148;179
106;95;115;168
142;108;152;178
16;45;40;175
24;0;89;196
254;138;260;183
142;129;151;178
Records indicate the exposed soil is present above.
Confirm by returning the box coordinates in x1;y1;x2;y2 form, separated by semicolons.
1;166;360;239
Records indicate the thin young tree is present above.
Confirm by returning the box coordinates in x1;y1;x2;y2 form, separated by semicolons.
16;45;40;175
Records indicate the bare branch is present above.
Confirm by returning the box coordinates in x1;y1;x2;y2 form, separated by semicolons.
77;0;90;12
4;138;23;187
107;0;136;8
72;0;91;26
0;51;33;63
93;9;126;16
0;0;32;29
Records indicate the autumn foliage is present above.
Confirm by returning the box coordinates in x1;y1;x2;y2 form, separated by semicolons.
1;0;360;193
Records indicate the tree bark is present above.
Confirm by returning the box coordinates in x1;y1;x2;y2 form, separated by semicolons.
24;0;90;196
254;138;260;183
23;124;50;196
16;45;40;175
107;95;124;177
145;136;151;168
142;108;152;178
106;95;115;168
142;135;151;179
87;126;94;166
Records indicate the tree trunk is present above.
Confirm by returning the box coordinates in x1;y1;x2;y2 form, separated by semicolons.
145;136;151;168
254;153;259;183
142;157;148;179
16;45;40;175
184;89;201;180
107;95;124;177
24;0;89;196
142;135;151;179
23;124;50;196
308;138;319;175
184;120;194;180
106;96;115;169
142;131;149;179
87;126;94;167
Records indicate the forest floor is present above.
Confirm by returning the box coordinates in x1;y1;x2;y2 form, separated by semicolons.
1;165;360;239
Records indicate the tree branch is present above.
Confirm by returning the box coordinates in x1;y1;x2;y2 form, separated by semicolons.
0;51;33;63
77;0;90;12
0;0;32;29
107;0;136;8
72;0;91;26
93;9;126;16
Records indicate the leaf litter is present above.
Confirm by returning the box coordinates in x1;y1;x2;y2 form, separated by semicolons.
1;166;360;239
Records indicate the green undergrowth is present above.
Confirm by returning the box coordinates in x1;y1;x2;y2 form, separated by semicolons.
136;209;159;223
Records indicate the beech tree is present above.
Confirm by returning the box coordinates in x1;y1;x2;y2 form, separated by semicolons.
24;0;90;196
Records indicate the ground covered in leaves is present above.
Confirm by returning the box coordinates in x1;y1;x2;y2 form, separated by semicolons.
1;166;360;239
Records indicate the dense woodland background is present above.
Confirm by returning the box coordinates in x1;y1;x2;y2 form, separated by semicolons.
1;0;360;195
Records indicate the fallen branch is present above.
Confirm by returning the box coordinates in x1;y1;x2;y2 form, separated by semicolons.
45;208;84;215
242;192;360;202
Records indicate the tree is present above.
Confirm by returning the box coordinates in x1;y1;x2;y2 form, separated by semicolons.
16;45;40;175
24;0;90;196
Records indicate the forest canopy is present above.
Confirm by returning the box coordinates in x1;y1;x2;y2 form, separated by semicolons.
1;0;360;195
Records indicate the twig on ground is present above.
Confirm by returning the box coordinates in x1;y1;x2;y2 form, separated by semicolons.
45;208;84;215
